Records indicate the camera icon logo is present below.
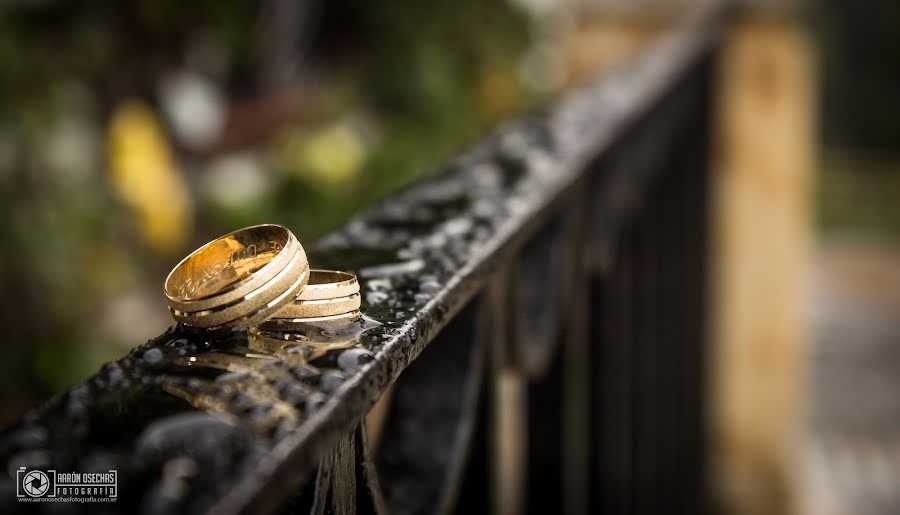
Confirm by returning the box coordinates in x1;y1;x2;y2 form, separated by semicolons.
21;470;50;497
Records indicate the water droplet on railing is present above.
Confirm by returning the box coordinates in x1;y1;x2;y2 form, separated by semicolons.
365;291;389;305
336;348;374;372
215;371;250;383
320;371;346;393
142;348;164;364
305;392;327;413
135;412;238;458
358;259;425;278
278;383;308;405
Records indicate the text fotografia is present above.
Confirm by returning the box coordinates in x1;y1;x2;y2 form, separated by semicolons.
16;467;117;503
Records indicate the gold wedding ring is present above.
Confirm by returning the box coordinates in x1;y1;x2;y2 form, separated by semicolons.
164;224;310;328
277;293;362;319
268;270;361;321
296;270;359;301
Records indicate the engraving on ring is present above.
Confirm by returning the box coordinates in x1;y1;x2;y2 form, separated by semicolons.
173;240;285;299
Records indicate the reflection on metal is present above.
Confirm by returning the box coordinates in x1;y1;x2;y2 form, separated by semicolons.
0;10;719;515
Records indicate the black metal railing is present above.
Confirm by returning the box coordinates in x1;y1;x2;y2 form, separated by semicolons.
1;14;718;515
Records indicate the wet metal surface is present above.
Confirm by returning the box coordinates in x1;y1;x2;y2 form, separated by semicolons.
0;17;717;515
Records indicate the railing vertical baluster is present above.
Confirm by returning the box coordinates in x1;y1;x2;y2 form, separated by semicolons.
487;266;529;515
684;55;713;515
562;193;590;515
374;299;487;515
656;139;682;514
591;217;635;514
632;181;660;515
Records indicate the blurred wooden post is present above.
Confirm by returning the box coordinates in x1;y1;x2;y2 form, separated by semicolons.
711;15;814;515
563;5;814;515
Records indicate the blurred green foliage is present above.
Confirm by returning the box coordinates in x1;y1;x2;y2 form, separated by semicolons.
818;154;900;240
817;0;900;243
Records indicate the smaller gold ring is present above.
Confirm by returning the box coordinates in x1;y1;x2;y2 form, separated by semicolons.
275;293;361;319
259;310;361;331
296;270;359;301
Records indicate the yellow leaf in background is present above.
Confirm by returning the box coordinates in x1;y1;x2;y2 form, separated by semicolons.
107;100;192;255
302;123;366;186
272;121;368;191
479;64;523;120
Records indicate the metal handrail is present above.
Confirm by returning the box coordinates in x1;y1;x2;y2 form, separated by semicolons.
1;13;718;515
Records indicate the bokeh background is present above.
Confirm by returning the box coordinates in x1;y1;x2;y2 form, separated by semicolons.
0;0;545;418
1;1;899;514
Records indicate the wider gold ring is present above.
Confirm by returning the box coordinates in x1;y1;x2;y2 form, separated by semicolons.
164;224;310;328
